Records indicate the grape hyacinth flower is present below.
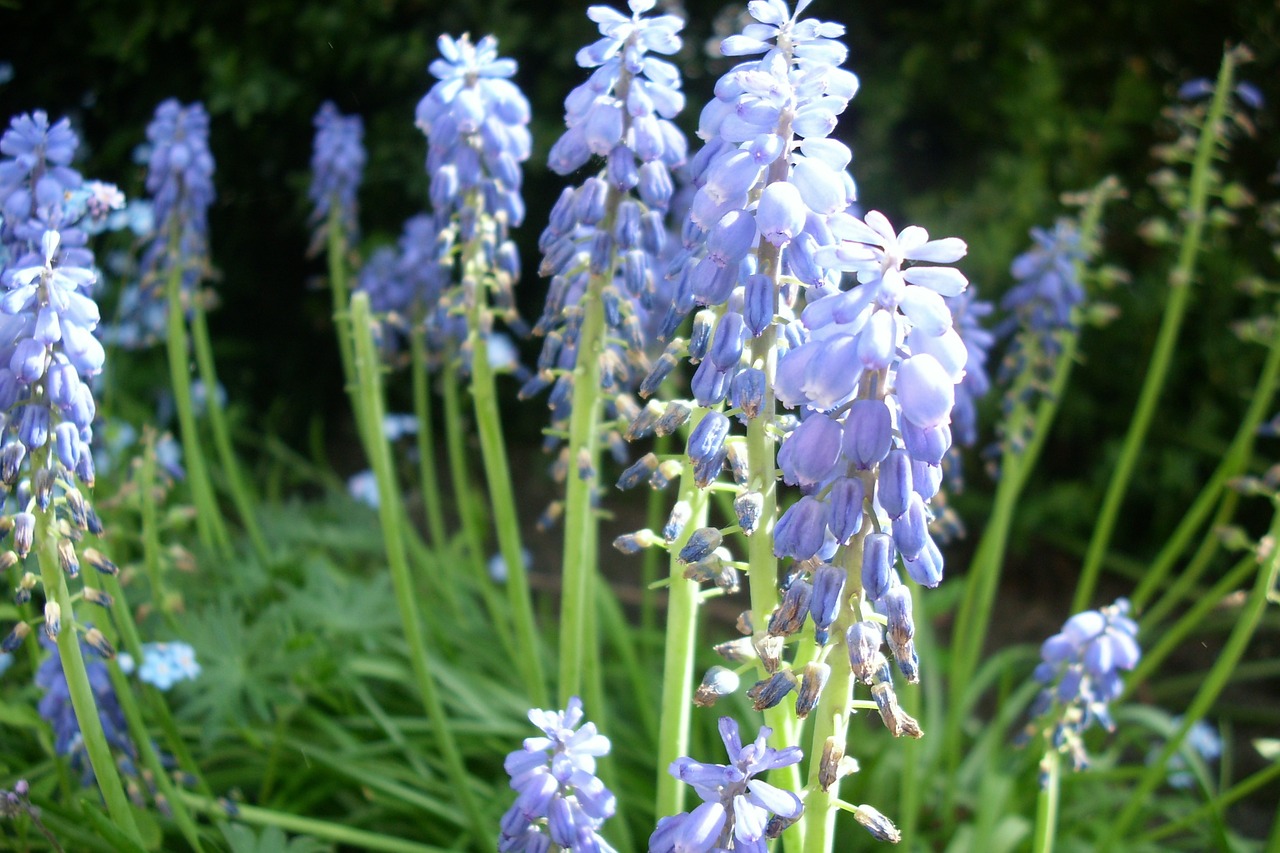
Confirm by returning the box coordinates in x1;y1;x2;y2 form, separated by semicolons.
412;32;547;704
997;220;1087;345
500;696;617;852
0;111;142;826
651;716;803;852
1028;598;1140;771
528;0;688;703
140;99;216;295
308;100;366;250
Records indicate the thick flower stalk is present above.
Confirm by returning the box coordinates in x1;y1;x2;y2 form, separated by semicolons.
526;0;687;705
36;634;135;784
414;33;546;706
500;696;617;851
0;111;141;840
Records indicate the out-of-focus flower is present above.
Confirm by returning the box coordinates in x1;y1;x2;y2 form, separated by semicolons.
135;641;201;690
35;636;135;783
308;101;365;245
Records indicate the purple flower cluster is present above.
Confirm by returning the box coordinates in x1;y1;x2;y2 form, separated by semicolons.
998;220;1086;342
140;99;216;294
0;111;112;512
500;696;617;852
1032;598;1140;735
524;0;688;466
412;34;531;366
308;101;366;246
771;211;969;590
36;635;135;784
651;716;803;852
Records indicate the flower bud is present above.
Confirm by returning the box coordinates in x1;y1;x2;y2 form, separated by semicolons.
43;601;60;640
734;491;764;535
747;669;797;710
795;661;831;718
57;539;79;578
808;565;845;645
2;621;30;652
693;666;741;707
768;579;812;637
663;501;691;543
84;627;115;659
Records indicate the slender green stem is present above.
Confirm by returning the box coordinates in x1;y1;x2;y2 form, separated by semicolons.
34;499;141;841
440;368;518;660
1133;301;1280;615
655;466;709;819
1127;551;1255;692
189;302;270;564
463;222;546;708
410;329;449;552
1073;49;1240;612
135;427;169;616
1032;748;1060;853
1139;759;1280;844
350;292;488;846
327;208;361;424
105;659;205;851
164;263;231;556
1103;492;1280;845
179;791;447;853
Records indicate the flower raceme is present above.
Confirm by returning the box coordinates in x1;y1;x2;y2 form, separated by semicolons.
500;696;617;852
308;101;366;247
140;99;215;293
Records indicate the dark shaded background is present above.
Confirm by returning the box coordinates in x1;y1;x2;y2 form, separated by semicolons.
1;0;1278;561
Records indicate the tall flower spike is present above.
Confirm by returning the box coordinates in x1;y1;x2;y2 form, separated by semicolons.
528;0;688;704
500;697;617;852
308;101;366;249
652;716;804;852
140;100;215;294
415;33;532;361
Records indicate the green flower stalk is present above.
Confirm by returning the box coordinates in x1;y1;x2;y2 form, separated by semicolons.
414;33;546;707
526;0;688;704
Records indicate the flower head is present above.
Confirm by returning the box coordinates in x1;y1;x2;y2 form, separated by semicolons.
135;641;201;690
652;716;803;852
140;99;216;294
500;696;617;852
1028;598;1141;770
308;101;365;244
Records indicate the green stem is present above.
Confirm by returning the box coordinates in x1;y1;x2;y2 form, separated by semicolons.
655;467;708;819
164;262;231;557
464;231;546;708
1032;748;1060;853
1073;48;1240;612
350;292;488;846
135;427;170;618
35;503;141;841
189;302;270;564
557;254;608;707
1103;492;1280;845
1139;759;1280;844
178;792;447;853
327;208;361;424
1137;305;1280;621
410;328;449;552
440;368;518;660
